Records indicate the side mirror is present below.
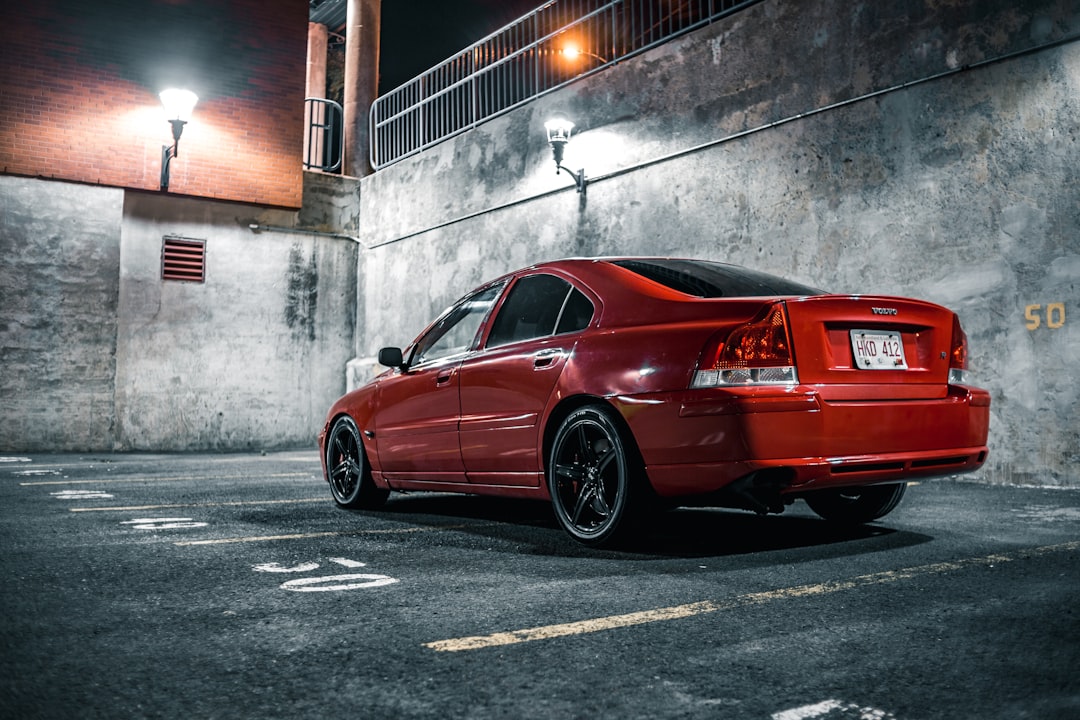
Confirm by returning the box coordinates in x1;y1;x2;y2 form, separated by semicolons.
377;347;405;370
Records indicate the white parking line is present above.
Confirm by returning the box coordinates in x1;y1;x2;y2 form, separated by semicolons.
121;517;209;530
20;472;313;486
181;530;354;545
69;497;328;512
424;540;1080;652
174;523;480;546
51;490;114;500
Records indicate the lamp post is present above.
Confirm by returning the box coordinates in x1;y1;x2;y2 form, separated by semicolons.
561;43;607;64
159;88;198;192
544;115;586;194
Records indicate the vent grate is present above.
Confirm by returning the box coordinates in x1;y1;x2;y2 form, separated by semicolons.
162;236;206;282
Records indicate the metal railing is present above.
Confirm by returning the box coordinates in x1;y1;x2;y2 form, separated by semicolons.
304;97;344;173
369;0;761;170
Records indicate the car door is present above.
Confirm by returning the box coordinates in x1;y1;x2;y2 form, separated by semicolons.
458;273;595;486
375;284;503;481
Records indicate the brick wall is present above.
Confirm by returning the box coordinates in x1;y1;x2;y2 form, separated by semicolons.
0;0;307;208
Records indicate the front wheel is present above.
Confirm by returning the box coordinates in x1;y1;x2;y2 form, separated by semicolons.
548;405;641;546
804;483;907;524
324;416;389;509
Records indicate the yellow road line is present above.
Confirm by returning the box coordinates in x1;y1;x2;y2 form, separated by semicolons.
21;472;314;486
425;540;1080;653
174;524;476;546
70;497;329;512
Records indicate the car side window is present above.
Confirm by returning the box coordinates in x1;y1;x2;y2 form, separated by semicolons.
412;284;502;365
555;288;593;335
487;275;593;348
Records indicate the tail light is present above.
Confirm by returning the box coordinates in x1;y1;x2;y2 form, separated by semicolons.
948;313;969;385
691;303;798;388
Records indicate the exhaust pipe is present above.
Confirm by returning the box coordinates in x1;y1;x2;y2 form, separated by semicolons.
722;469;793;515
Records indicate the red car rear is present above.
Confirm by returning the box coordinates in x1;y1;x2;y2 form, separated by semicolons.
320;258;990;546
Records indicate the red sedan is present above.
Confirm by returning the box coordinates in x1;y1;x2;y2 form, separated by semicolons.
319;258;990;546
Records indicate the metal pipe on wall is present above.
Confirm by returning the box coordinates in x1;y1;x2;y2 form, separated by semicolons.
305;22;329;171
344;0;381;177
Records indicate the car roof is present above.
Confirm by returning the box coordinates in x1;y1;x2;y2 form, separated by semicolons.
522;257;822;299
490;258;822;329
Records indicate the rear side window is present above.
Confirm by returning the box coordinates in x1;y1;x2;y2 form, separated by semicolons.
556;289;593;334
487;274;593;348
612;259;823;297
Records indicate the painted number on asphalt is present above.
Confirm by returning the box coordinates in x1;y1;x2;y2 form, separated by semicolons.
252;557;399;592
772;699;896;720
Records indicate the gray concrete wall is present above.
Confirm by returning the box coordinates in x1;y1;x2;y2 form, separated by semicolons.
114;193;358;451
356;0;1079;485
0;177;123;450
0;174;359;452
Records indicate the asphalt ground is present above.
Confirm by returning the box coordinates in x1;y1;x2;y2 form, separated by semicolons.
1;451;1077;720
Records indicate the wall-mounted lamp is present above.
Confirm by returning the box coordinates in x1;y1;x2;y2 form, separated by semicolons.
159;88;198;192
544;115;586;194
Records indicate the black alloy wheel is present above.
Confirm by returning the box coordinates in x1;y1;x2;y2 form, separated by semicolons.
804;483;907;524
324;415;389;509
548;405;640;546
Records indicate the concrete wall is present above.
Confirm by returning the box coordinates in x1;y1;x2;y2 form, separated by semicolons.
0;177;123;449
356;0;1079;485
0;173;359;451
113;192;357;451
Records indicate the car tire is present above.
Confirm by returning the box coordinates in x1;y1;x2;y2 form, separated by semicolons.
804;483;907;524
548;405;643;546
324;415;389;509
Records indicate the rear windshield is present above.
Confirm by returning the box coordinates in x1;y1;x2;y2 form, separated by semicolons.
612;259;823;298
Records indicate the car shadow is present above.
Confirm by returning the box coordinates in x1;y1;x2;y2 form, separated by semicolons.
624;507;930;562
351;493;934;562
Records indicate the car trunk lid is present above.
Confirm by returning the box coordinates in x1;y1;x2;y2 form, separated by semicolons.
783;295;958;400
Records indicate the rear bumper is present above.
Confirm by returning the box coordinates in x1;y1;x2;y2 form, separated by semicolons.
611;383;990;498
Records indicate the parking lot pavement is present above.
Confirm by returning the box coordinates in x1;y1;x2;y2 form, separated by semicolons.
1;451;1078;719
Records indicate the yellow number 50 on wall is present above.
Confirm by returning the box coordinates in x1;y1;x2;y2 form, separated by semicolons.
1025;303;1066;330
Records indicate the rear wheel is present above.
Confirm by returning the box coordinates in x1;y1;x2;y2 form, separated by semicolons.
804;483;907;524
324;416;389;509
548;405;642;546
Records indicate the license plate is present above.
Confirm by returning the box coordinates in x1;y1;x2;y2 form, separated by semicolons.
850;329;908;370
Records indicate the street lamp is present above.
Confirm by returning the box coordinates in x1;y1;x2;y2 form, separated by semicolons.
561;43;607;64
544;115;586;194
159;88;198;192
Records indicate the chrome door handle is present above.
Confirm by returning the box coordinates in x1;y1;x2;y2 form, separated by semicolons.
533;349;564;369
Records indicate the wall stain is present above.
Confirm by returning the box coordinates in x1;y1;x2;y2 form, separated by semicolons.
285;244;318;342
